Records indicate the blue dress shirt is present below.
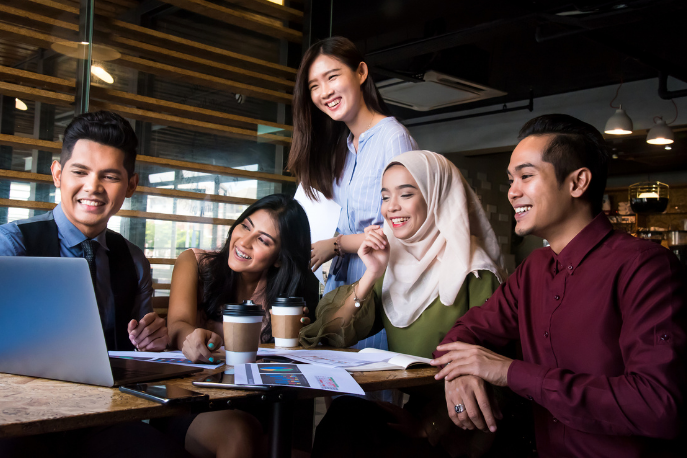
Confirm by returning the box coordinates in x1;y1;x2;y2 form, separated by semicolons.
327;116;418;294
0;204;153;332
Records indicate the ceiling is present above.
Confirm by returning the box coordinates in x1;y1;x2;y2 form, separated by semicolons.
328;0;687;175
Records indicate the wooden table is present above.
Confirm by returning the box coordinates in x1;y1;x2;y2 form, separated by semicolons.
0;346;440;457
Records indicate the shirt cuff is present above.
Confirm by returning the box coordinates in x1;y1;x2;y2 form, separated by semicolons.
507;360;548;404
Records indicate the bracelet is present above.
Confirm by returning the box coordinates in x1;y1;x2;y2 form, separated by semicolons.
353;282;371;308
333;234;345;257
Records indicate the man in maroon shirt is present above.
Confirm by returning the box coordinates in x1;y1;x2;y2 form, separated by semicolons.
430;114;686;457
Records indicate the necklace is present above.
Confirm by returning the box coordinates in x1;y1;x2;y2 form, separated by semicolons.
365;113;375;131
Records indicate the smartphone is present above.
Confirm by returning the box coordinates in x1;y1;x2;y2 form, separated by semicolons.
193;371;272;391
119;383;209;405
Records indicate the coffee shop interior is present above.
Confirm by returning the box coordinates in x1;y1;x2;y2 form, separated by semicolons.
0;0;686;456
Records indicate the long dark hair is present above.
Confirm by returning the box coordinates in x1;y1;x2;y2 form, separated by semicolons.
289;36;392;200
198;194;311;320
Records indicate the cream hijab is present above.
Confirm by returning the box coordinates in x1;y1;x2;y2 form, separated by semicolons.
381;150;506;328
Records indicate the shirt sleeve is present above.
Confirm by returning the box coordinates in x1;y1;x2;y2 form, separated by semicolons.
507;246;686;439
433;266;522;359
0;223;27;256
127;241;154;320
299;276;384;348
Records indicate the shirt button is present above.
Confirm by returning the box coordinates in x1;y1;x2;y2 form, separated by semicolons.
661;334;670;341
527;396;533;401
552;418;558;423
544;331;549;338
554;295;560;300
568;265;573;270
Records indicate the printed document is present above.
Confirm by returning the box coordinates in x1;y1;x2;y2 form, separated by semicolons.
234;363;365;395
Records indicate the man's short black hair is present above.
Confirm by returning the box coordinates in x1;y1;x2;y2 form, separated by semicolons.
61;111;138;177
518;114;609;215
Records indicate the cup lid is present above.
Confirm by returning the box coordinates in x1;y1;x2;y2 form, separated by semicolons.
223;300;264;316
272;296;306;307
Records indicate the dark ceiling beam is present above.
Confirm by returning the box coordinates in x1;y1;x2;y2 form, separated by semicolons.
364;14;537;67
586;31;687;84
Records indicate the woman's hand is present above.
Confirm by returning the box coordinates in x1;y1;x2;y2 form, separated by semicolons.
358;226;389;279
310;238;336;271
181;328;223;363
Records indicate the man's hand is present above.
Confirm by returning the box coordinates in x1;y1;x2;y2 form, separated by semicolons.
376;401;428;439
431;341;513;386
445;375;502;433
128;312;169;351
181;328;223;363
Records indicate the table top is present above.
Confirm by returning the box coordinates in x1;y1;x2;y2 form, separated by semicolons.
0;346;439;438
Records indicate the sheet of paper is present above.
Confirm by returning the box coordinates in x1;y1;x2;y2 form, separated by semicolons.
256;348;395;367
234;363;364;395
294;184;341;285
108;350;224;369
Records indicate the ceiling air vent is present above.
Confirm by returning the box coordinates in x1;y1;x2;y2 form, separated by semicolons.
377;71;507;111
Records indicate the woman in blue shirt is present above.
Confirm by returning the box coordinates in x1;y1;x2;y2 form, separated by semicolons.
289;37;417;350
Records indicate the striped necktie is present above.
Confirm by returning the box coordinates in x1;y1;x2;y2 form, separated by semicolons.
81;239;98;285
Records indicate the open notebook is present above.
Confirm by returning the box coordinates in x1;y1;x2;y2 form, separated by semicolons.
345;348;432;372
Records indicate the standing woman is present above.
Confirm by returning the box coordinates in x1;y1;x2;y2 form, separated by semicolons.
289;37;417;347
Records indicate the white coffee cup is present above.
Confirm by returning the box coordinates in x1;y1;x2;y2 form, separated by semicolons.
222;301;264;365
271;296;305;347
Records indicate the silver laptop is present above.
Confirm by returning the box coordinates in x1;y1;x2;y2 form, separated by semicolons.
0;257;201;387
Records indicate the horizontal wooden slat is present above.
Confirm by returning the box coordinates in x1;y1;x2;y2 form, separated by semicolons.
0;198;237;225
115;54;292;105
104;35;294;92
103;18;296;79
159;0;302;43
0;66;292;132
136;186;256;206
0;170;258;206
90;100;291;146
90;87;292;132
152;283;171;290
0;134;296;184
0;134;61;153
0;83;292;146
0;65;75;92
0;81;72;107
222;0;303;23
0;170;54;184
135;155;296;184
0;23;292;105
149;258;177;265
0;4;78;33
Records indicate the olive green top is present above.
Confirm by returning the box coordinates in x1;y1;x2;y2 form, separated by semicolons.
299;270;499;359
299;270;501;457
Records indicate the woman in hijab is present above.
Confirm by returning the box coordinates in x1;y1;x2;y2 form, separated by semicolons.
300;150;508;458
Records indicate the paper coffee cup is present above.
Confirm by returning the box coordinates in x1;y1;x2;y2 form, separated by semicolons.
223;301;264;365
271;297;305;347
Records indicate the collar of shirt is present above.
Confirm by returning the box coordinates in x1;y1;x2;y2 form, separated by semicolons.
346;116;395;154
550;213;612;275
53;204;109;251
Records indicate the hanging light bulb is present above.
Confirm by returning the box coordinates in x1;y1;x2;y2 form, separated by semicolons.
646;118;674;145
15;98;27;111
91;65;114;84
604;105;633;135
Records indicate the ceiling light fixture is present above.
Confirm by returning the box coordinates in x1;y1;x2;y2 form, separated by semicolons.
647;100;678;145
604;105;633;135
15;98;27;111
605;77;633;135
91;66;114;84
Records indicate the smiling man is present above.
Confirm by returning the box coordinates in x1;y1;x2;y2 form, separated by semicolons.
0;111;168;352
430;114;686;457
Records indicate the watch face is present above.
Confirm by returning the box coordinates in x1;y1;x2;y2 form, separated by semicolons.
354;299;361;308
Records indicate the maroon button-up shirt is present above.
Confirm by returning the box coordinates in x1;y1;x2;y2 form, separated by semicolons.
436;214;686;457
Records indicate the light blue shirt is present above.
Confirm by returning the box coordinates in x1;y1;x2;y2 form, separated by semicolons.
327;116;417;295
0;204;153;332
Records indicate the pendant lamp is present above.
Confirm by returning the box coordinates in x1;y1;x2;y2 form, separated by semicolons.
646;118;674;145
604;105;633;135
